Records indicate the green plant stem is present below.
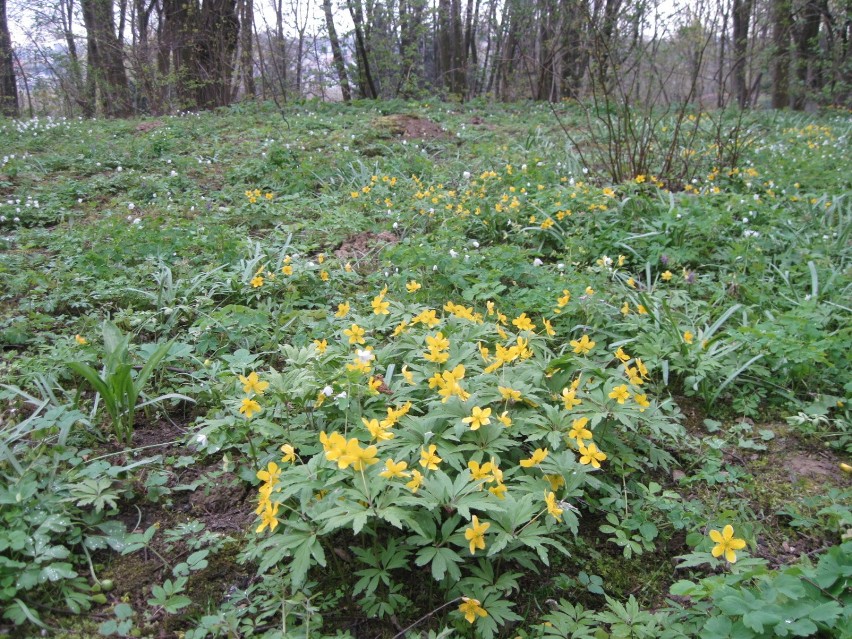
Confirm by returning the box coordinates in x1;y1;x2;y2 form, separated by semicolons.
385;596;462;639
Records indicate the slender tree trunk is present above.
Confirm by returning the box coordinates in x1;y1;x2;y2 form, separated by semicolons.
322;0;350;101
794;0;822;109
81;0;132;117
771;0;791;107
0;0;18;116
732;0;753;108
239;0;255;97
717;5;728;107
348;0;378;98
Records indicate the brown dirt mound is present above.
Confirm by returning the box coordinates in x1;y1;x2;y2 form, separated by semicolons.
135;120;164;133
334;231;398;261
374;114;447;140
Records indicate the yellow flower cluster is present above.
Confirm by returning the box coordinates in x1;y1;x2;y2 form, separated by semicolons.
237;371;267;419
245;188;274;203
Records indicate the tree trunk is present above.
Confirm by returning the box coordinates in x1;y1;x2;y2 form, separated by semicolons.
0;0;17;117
0;0;18;117
793;0;822;109
193;0;239;108
322;0;350;101
348;0;378;98
81;0;132;117
239;0;255;98
732;0;753;108
771;0;791;108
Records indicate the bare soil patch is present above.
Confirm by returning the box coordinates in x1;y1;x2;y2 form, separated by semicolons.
374;114;448;140
334;230;398;261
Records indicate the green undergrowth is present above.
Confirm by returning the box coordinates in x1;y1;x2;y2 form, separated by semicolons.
0;100;850;638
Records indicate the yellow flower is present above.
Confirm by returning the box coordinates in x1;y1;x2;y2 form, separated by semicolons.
280;444;297;463
420;445;442;470
545;491;563;521
464;515;490;554
75;334;87;345
543;318;556;336
320;270;329;282
239;397;262;419
635;175;646;184
458;597;488;624
401;365;414;384
545;474;565;490
317;253;324;264
618;254;627;266
423;349;449;364
362;417;394;441
344;262;353;272
614;347;630;363
625;366;644;386
498;386;521;402
684;330;694;344
412;309;440;328
257;461;281;484
281;265;293;276
379;458;409;479
337;438;379;471
367;376;382;395
578;443;607;468
497;411;512;427
585;286;595;296
239;372;270;395
468;460;494;482
635;358;649;378
392;320;409;337
250;275;264;288
320;431;347;462
512;312;535;332
462;406;492;430
256;501;280;533
561;387;582;410
570;334;595;355
609;384;630;404
633;393;650;412
556;289;571;311
406;469;424;493
344;323;366;345
406;280;421;293
425;332;450;352
486;481;506;498
568;417;592;442
520;448;548;467
313;339;328;354
335;301;350;318
371;289;390;315
621;301;630;315
637;304;648;315
661;270;673;281
709;524;747;563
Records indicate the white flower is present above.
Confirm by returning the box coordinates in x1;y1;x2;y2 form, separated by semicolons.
557;263;565;270
471;240;480;248
533;258;543;266
322;385;334;396
196;433;208;446
356;349;375;364
449;249;459;258
335;391;347;399
462;171;471;179
128;202;135;210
